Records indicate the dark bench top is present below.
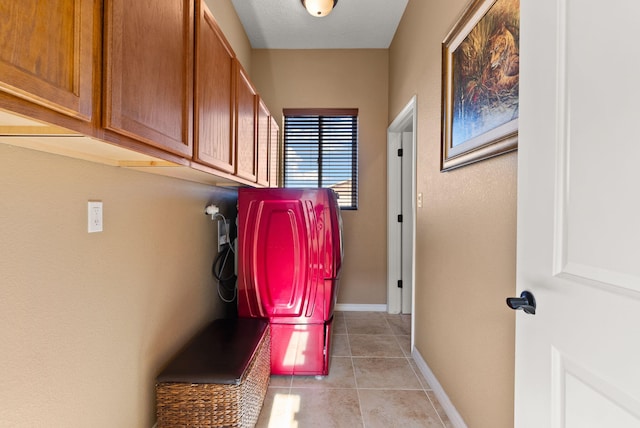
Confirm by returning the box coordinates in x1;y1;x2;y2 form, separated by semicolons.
156;318;268;385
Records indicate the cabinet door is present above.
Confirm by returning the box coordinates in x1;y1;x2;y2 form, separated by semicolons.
269;116;280;187
235;65;257;182
103;0;193;157
194;2;235;173
0;0;95;121
256;98;270;187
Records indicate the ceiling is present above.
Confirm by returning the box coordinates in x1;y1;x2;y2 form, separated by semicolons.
230;0;409;49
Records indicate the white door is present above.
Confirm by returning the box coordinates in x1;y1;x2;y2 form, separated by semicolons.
387;97;416;315
515;0;640;426
400;130;414;314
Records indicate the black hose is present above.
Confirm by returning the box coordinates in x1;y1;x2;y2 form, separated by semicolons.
212;243;236;283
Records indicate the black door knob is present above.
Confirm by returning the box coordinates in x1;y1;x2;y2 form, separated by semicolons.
506;290;536;315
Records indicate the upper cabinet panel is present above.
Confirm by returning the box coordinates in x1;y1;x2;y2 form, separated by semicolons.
103;0;194;157
194;2;235;173
0;0;95;121
269;116;280;187
235;63;257;182
256;97;270;187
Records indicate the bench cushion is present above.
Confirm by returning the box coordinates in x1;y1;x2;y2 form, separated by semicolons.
156;318;268;385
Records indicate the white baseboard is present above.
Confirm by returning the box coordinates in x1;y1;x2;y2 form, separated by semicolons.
334;303;387;312
412;347;468;428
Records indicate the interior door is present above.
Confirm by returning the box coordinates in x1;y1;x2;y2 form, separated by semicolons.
387;131;402;314
515;0;640;426
401;131;414;314
387;97;416;315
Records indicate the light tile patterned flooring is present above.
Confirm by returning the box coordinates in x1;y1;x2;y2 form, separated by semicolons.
256;311;453;427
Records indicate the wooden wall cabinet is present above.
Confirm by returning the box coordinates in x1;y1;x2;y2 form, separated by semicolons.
0;0;96;122
194;2;235;174
256;98;270;187
0;0;279;188
269;116;280;187
103;0;194;158
235;64;257;182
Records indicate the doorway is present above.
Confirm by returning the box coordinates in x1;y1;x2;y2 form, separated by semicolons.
387;96;416;316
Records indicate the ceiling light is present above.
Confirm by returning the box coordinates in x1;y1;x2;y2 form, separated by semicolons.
301;0;338;17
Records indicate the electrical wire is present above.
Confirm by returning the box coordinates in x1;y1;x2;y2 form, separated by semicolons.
212;241;236;303
208;211;237;302
217;281;236;303
214;245;236;303
212;243;235;282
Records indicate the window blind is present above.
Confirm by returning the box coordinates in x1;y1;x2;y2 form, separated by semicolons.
283;109;358;209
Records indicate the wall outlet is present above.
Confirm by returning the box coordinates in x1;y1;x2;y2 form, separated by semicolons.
88;201;103;233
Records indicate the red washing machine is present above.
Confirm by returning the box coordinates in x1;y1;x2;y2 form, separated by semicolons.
237;188;343;375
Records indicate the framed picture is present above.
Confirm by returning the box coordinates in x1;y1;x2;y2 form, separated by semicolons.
441;0;519;171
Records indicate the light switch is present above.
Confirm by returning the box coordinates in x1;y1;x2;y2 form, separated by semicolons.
88;201;103;233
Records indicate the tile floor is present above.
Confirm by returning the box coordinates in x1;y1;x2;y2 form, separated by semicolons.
256;311;453;427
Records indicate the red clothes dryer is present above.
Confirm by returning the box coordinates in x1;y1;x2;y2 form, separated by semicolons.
237;188;342;375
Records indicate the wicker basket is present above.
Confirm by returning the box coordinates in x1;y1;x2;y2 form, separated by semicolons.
156;324;270;428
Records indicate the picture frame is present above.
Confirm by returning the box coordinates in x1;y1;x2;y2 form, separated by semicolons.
441;0;519;172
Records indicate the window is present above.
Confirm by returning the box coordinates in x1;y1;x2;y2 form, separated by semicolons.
283;108;358;209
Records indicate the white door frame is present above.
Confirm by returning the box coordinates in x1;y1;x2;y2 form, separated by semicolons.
387;95;417;318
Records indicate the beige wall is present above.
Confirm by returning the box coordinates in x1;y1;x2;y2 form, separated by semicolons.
250;49;389;305
0;145;238;427
389;1;517;427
